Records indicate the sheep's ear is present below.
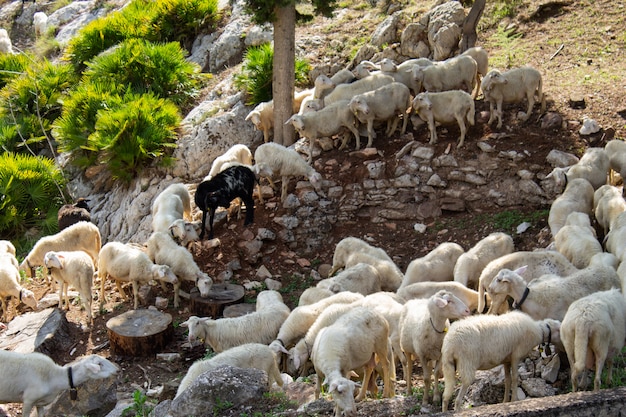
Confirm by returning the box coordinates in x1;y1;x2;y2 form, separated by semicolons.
179;320;189;328
513;265;528;276
434;295;449;308
277;344;289;354
327;381;338;394
85;361;101;374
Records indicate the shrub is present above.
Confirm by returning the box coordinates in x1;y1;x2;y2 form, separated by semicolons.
0;53;31;89
0;152;65;238
234;43;311;106
0;59;77;156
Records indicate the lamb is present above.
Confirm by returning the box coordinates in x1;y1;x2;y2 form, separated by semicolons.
0;261;38;321
19;221;101;278
245;101;274;143
0;28;13;54
441;311;561;411
412;90;475;148
151;183;191;234
328;236;394;277
0;240;18;269
43;250;94;324
311;306;393;417
205;144;253;180
399;291;470;404
397;281;484;313
181;290;291;353
348;82;411;149
323;73;394;106
285;99;360;161
98;241;179;310
481;66;545;129
0;350;118;417
548;177;595;237
477;250;578;314
253;142;323;202
561;288;626;392
548;147;610;192
33;12;48;38
593;184;626;236
316;262;381;296
453;232;514;289
460;46;489;97
175;343;283;398
554;212;602;268
269;291;364;356
487;263;621;321
401;242;465;288
57;198;91;231
195;165;256;240
145;232;213;308
409;54;477;94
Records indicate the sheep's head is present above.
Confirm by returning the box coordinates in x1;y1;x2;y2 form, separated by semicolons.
432;290;471;320
412;93;432;112
348;96;369;116
378;58;397;72
19;288;38;309
314;75;335;92
154;264;178;284
180;316;211;344
18;258;35;278
489;266;526;296
326;376;357;417
482;70;506;91
79;355;120;379
245;111;261;128
302;99;322;114
43;251;63;269
309;172;323;189
196;273;213;298
285;115;305;132
290;343;309;371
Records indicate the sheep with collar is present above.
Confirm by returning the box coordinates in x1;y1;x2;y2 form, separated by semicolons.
399;290;470;404
441;311;560;411
561;288;626;392
0;350;118;417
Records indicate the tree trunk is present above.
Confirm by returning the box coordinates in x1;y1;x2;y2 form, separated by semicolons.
272;4;296;146
459;0;485;53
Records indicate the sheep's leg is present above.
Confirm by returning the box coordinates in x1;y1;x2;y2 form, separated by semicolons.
422;358;433;405
456;117;467;148
503;361;513;402
57;281;65;309
63;281;71;310
241;194;255;225
496;100;504;129
208;208;216;240
366;120;374;148
308;136;315;164
315;373;322;399
523;92;535;121
173;281;181;308
115;280;129;302
357;365;374;401
593;343;609;391
427;116;438;144
280;176;289;202
346;124;360;151
400;109;409;135
199;209;208;240
403;351;413;396
263;129;269;143
454;381;470;411
0;298;7;322
432;359;443;405
99;274;107;307
22;402;33;417
131;281;140;310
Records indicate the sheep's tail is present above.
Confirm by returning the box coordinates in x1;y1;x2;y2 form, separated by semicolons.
573;320;591;378
467;98;475;126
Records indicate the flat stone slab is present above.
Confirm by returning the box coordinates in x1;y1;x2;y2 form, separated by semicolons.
0;308;72;354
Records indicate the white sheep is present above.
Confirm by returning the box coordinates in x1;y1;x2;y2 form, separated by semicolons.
460;46;489;97
605;139;626;184
0;28;13;54
0;240;18;269
245;101;274;143
348;82;411;149
253;142;323;202
0;261;38;321
593;184;626;236
409;54;477;94
0;350;118;417
488;263;621;321
547;147;610;192
312;70;356;102
43;250;94;324
175;343;283;398
375;58;434;95
481;66;545;129
412;90;475;148
477;250;577;314
297;286;334;306
285;99;361;162
605;212;626;262
205;144;253;180
399;291;470;404
98;241;179;310
33;11;48;38
269;291;364;356
337;252;404;292
316;262;381;296
397;281;484;313
146;232;213;308
561;288;626;392
441;311;561;411
167;218;201;247
328;236;394;276
554;212;602;268
548;177;595;237
151;183;191;235
19;221;101;279
453;232;514;289
401;242;465;288
181;290;291;353
323;73;394;106
311;306;393;417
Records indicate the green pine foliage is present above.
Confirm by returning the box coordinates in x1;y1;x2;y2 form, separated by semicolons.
234;43;311;105
0;59;77;156
0;152;65;238
83;38;201;106
0;53;31;89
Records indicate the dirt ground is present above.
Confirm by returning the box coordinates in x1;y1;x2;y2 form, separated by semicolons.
3;0;626;415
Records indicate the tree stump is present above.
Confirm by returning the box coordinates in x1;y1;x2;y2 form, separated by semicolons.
190;283;245;318
106;309;173;357
223;303;256;318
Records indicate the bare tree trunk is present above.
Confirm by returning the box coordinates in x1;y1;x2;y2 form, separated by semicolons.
272;4;296;146
459;0;485;53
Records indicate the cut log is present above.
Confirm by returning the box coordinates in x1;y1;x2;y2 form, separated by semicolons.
106;309;173;357
190;283;245;318
223;303;256;318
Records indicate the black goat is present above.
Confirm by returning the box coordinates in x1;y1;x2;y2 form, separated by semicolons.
195;165;256;240
57;198;91;231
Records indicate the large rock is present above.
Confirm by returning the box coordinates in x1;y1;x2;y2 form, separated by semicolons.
0;308;73;354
